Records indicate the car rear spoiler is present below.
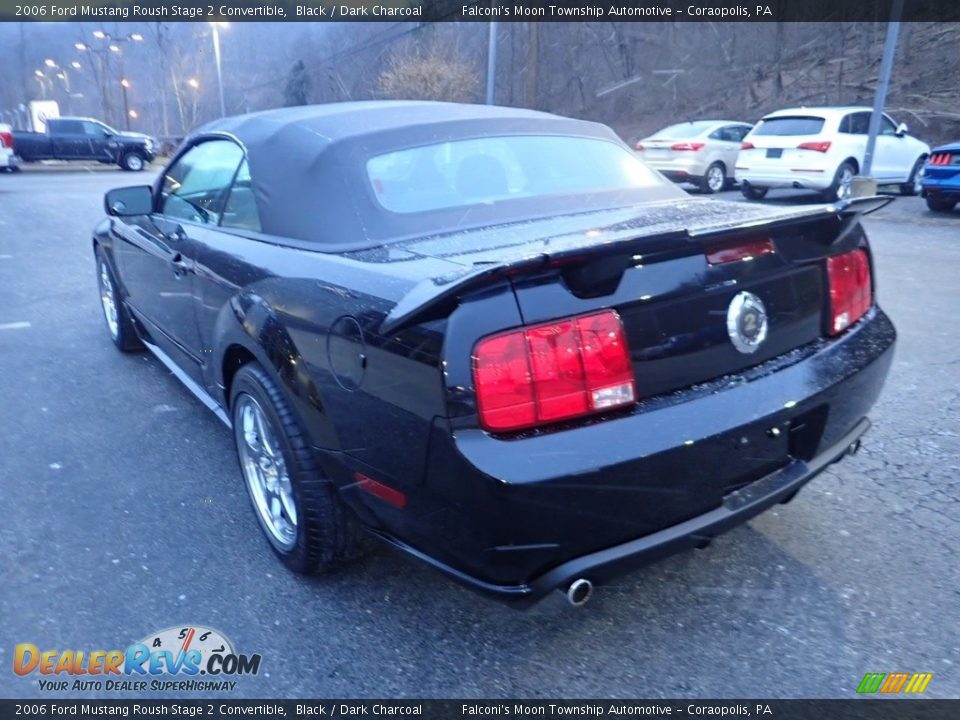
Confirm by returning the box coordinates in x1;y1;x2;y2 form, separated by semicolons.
378;196;893;336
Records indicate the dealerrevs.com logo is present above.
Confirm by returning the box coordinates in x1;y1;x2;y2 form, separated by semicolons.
14;626;261;693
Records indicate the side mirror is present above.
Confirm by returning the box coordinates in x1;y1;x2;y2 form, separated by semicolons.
105;185;153;217
896;122;908;137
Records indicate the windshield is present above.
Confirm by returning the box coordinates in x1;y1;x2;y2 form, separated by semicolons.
752;116;825;136
366;135;667;215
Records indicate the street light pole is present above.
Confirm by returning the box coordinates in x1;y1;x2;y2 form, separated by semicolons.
211;23;227;117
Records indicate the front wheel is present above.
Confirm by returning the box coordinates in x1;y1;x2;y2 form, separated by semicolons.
925;195;957;212
699;163;727;194
230;362;361;574
740;182;768;200
900;157;926;196
95;250;143;352
120;151;145;171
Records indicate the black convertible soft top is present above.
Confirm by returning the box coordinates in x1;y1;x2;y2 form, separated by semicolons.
191;101;680;250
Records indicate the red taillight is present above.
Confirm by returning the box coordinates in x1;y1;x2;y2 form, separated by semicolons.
929;152;953;166
741;141;755;150
0;131;12;149
797;141;831;153
826;249;872;336
634;142;645;151
670;142;704;151
473;310;636;432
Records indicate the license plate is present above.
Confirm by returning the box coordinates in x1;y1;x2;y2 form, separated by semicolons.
766;148;783;159
645;148;669;158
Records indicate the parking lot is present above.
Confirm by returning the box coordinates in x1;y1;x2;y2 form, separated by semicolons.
1;165;958;699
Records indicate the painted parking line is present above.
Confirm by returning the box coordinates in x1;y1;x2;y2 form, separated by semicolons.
0;255;12;259
0;321;31;330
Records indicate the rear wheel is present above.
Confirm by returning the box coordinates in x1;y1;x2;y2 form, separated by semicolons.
900;157;926;196
120;152;145;171
740;182;768;200
230;362;361;574
700;163;727;194
925;195;957;212
823;162;856;202
95;249;143;352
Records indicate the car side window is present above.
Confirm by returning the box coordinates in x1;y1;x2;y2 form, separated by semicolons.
81;122;106;137
846;112;871;135
879;115;898;136
220;159;262;233
54;120;83;134
727;125;749;142
159;139;244;226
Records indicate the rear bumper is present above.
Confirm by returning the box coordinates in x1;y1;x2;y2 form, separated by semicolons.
643;157;710;183
735;168;832;191
921;176;960;199
358;310;896;606
0;151;18;168
379;416;868;608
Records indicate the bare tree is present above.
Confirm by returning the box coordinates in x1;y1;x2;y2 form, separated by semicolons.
378;37;479;103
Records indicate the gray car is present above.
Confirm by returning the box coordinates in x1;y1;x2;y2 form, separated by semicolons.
634;120;753;193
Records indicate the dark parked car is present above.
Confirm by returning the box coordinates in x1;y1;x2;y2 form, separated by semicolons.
14;116;156;171
93;102;895;607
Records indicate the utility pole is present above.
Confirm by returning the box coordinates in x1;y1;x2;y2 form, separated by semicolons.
486;22;498;105
862;0;904;178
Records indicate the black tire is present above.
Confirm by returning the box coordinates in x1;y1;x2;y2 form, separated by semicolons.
822;161;857;202
120;151;145;171
95;248;143;352
740;182;768;200
699;162;727;194
925;195;957;212
900;157;926;196
230;362;361;574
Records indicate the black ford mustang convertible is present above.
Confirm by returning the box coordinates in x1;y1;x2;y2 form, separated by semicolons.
94;102;895;607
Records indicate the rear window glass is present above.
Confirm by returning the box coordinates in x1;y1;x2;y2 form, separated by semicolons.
752;116;825;136
366;135;665;214
650;123;712;139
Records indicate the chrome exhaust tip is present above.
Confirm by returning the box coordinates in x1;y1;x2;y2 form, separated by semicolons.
566;578;593;607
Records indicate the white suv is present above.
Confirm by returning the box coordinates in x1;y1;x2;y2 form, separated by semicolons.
0;124;18;172
735;107;929;201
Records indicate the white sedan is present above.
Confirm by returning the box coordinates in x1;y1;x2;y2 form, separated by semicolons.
735;107;930;201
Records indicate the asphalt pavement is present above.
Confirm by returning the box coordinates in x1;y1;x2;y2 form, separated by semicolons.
1;165;958;699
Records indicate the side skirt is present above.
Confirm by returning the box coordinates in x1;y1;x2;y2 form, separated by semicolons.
141;337;232;429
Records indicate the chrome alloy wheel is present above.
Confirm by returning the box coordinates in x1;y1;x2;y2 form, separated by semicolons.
99;261;119;340
706;165;725;192
836;166;855;200
235;394;298;550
